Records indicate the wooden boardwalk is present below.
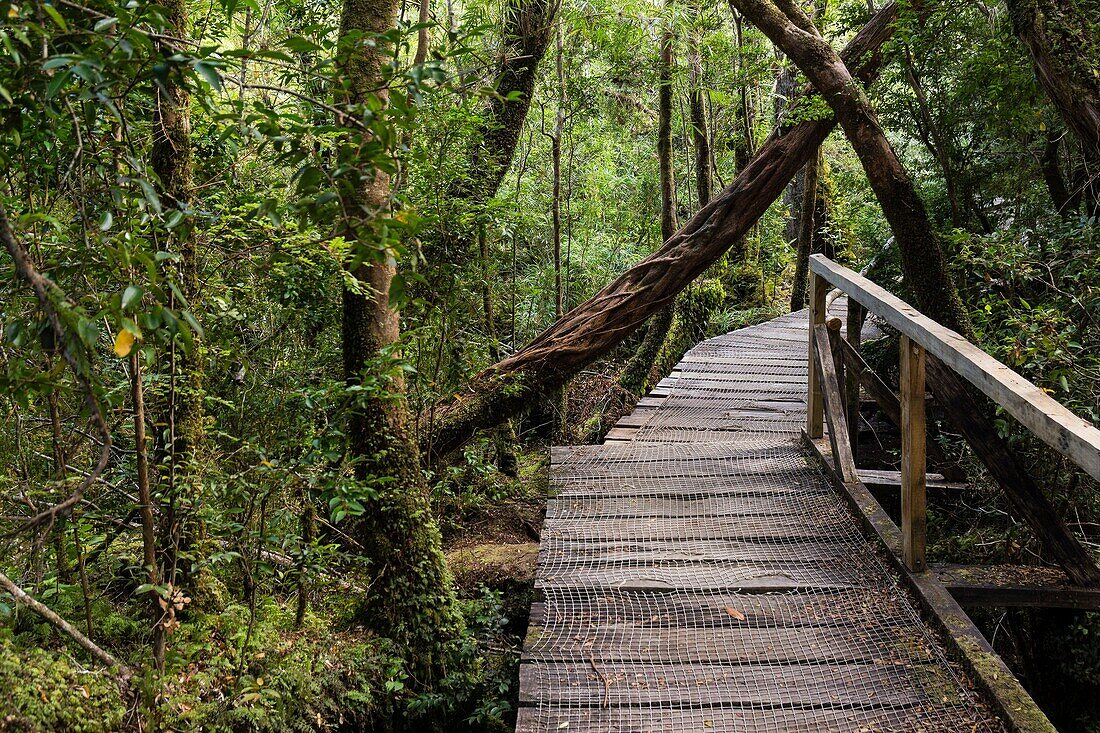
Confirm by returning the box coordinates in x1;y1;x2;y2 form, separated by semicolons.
518;306;1007;732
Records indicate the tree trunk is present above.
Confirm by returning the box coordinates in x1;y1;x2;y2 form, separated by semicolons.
338;0;461;669
620;18;680;395
130;351;164;671
456;0;559;206
689;4;712;207
1005;0;1100;162
424;3;901;461
734;0;1100;585
730;0;971;335
151;0;205;612
478;226;518;476
789;147;821;311
1041;130;1072;214
551;22;565;320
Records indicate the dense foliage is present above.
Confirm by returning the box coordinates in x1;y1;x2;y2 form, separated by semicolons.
0;0;1097;729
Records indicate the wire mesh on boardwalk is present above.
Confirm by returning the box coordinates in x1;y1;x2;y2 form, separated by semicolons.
518;302;1005;732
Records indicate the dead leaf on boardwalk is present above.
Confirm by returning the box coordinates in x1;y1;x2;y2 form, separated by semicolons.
724;606;746;621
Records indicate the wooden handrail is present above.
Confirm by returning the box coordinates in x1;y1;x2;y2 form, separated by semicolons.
809;254;1100;482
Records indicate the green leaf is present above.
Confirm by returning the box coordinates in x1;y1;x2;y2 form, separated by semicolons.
41;3;66;31
98;211;113;231
194;61;222;91
93;16;118;32
135;179;162;213
121;285;143;310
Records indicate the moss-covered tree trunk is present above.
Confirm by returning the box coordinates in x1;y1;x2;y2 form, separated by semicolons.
151;0;205;612
620;18;679;395
1006;0;1100;213
338;0;461;673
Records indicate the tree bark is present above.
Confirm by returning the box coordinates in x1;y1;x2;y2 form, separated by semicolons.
423;3;901;461
338;0;461;666
735;0;1100;585
1006;0;1100;163
620;18;680;395
689;4;712;207
1041;130;1072;214
455;0;559;206
130;352;164;671
789;147;821;311
551;22;565;320
152;0;203;461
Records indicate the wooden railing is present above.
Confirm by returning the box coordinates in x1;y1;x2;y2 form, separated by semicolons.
806;254;1100;573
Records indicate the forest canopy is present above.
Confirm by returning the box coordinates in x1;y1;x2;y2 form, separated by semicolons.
0;0;1098;729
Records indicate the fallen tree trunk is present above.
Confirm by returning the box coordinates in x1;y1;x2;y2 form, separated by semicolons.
419;2;900;463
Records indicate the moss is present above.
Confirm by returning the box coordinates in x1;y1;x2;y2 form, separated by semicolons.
0;639;125;733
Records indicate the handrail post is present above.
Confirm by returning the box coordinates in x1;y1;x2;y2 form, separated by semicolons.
900;334;927;572
807;271;827;439
845;299;865;463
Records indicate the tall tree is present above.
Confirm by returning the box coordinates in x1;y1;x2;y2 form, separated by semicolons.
337;0;461;668
456;0;560;207
789;147;822;310
688;2;712;207
619;11;680;395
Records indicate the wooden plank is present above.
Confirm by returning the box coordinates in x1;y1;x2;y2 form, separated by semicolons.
538;538;855;565
518;661;962;708
545;493;840;519
613;414;651;428
858;469;967;491
541;516;850;543
535;568;858;592
900;335;927;573
810;254;1100;482
522;623;935;664
603;427;638;441
516;705;988;733
813;325;858;483
934;563;1100;610
663;371;807;384
529;589;925;630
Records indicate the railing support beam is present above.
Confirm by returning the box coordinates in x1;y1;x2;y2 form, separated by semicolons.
807;271;827;439
900;334;927;573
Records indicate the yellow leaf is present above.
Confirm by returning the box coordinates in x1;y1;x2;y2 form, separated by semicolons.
114;329;136;358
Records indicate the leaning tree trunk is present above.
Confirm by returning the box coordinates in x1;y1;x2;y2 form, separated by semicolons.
734;0;1100;585
338;0;461;672
620;17;680;395
455;0;559;206
423;3;901;462
1006;0;1100;214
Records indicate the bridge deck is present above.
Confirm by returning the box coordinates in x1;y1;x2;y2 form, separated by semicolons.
518;306;1007;732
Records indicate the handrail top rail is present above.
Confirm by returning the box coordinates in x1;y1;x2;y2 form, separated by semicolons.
809;254;1100;482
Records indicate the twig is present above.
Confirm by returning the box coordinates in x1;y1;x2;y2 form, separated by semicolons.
0;569;132;680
